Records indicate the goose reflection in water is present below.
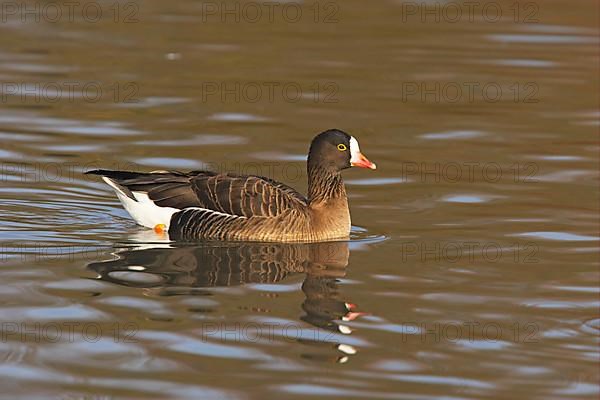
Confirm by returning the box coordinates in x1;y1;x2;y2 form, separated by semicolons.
87;240;367;363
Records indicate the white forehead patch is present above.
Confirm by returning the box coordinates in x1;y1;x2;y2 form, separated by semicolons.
349;136;361;163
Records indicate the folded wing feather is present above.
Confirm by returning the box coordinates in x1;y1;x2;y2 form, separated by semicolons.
86;169;308;231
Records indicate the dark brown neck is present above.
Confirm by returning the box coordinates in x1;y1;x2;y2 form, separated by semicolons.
307;164;347;205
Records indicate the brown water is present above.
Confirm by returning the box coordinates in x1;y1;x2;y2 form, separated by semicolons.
1;0;599;398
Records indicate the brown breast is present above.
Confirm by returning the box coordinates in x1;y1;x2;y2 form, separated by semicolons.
308;197;351;241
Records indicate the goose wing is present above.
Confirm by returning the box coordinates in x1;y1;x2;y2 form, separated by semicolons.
86;169;307;218
189;173;307;217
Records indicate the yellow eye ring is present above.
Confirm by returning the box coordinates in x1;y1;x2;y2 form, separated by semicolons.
337;144;347;151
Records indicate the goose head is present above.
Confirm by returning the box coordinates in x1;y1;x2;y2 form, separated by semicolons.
308;129;377;172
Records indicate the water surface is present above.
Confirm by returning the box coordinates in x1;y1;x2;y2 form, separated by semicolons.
0;0;598;398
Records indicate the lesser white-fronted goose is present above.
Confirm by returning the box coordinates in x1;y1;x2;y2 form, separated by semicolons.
86;129;376;242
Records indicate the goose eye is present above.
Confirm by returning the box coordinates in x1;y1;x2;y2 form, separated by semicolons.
337;144;347;151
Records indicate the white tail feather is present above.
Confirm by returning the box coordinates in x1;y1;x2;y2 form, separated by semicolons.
102;177;179;229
